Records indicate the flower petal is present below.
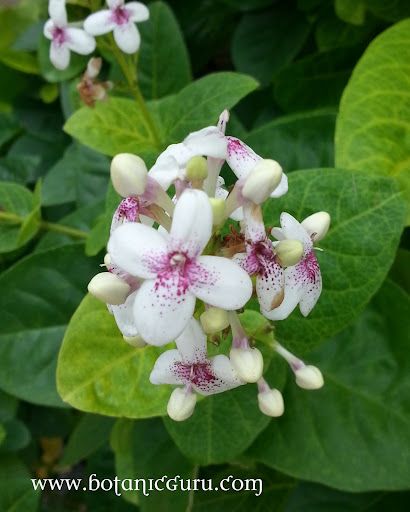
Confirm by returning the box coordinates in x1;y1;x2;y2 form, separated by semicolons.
261;265;304;320
183;127;228;160
256;258;284;312
110;290;139;337
50;42;70;70
270;172;288;198
215;185;243;221
299;252;322;316
149;349;186;385
148;154;181;190
270;227;285;241
49;0;67;26
66;28;96;55
175;318;207;365
226;136;261;180
168;189;212;258
43;19;54;40
108;222;168;278
280;212;312;254
113;23;140;54
107;0;124;8
126;1;150;22
84;10;116;36
134;277;196;345
192;355;244;395
190;255;253;310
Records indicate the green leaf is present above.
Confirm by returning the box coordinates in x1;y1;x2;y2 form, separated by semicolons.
335;0;366;25
192;466;294;511
42;143;110;207
17;178;42;246
162;72;259;142
64;98;159;159
285;481;410;511
0;424;5;446
262;169;406;351
38;33;88;83
0;390;18;421
274;47;363;113
244;110;336;172
0;419;31;453
232;4;310;87
0;112;20;148
0;181;39;253
111;418;195;509
0;50;39;74
57;295;170;417
362;0;410;21
248;280;410;491
0;244;100;407
0;454;40;512
138;1;192;99
0;155;40;184
59;414;115;468
222;0;278;11
335;20;410;224
85;212;110;257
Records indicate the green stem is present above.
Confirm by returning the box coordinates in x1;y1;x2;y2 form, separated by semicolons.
0;211;88;240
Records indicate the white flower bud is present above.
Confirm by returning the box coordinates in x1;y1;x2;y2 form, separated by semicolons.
301;211;330;242
185;156;208;181
86;57;102;79
295;365;324;390
275;239;304;267
167;388;197;422
200;307;230;333
242;159;283;204
230;347;264;383
123;335;146;348
258;389;284;417
87;272;130;305
110;153;148;198
209;198;225;225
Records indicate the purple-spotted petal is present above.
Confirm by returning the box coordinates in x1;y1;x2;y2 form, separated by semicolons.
113;23;140;53
280;212;313;254
108;222;168;279
261;266;303;321
110;290;139;337
183;127;228;160
243;205;266;244
66;28;96;55
149;350;185;386
299;252;322;316
192;355;244;395
84;10;116;36
226;136;262;180
126;1;150;22
256;258;284;312
49;0;67;26
134;277;196;345
50;42;70;70
190;255;253;310
175;318;207;365
168;189;212;258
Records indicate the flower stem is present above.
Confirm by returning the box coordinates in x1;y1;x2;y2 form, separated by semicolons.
0;211;88;240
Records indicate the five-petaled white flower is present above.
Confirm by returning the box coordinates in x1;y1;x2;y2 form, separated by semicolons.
150;318;244;395
107;188;253;345
84;0;149;54
262;212;329;320
44;0;96;70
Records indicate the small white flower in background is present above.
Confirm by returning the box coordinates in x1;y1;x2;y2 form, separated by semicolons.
107;188;253;345
84;0;149;54
44;0;96;70
262;212;330;321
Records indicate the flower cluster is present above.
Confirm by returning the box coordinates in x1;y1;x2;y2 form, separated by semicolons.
88;110;331;421
44;0;149;70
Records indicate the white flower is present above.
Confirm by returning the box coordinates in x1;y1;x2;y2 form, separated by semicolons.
262;212;327;320
107;189;253;345
226;136;288;198
44;0;96;70
148;127;228;191
150;318;244;395
84;0;149;54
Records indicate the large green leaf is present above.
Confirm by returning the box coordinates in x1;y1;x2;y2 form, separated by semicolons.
363;0;410;21
244;110;336;172
248;280;410;491
335;20;410;224
0;113;20;148
262;169;406;351
0;155;40;184
111;418;195;510
138;1;191;99
232;4;310;87
335;0;366;25
0;455;40;512
0;244;99;407
0;419;30;453
57;295;170;417
274;47;363;113
42;143;110;207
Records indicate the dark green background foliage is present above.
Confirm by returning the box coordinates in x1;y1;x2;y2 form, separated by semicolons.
0;0;408;510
